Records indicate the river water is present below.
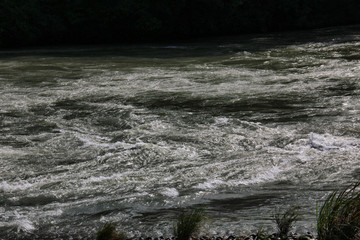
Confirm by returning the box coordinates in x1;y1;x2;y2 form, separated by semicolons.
1;25;360;239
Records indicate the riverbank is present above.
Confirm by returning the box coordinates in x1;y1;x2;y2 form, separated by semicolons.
1;0;360;48
123;233;316;240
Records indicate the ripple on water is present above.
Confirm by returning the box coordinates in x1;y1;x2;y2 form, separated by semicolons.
1;25;360;238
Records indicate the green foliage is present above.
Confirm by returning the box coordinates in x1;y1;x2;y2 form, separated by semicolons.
317;182;360;240
96;223;127;240
274;206;300;239
298;236;310;240
254;227;271;240
173;209;205;240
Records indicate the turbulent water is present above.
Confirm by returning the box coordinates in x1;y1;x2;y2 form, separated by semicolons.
1;25;360;239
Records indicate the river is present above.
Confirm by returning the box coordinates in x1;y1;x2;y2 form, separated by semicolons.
1;25;360;239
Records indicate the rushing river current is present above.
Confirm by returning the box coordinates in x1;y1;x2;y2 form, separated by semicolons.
1;25;360;239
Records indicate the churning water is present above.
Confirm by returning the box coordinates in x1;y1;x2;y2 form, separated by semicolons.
1;25;360;239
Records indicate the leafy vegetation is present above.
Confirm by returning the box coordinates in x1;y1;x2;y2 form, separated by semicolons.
274;206;301;239
93;183;360;240
96;223;127;240
1;0;360;48
254;227;271;240
173;209;205;240
317;182;360;240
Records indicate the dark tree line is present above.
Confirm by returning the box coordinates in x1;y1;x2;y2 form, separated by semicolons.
1;0;360;48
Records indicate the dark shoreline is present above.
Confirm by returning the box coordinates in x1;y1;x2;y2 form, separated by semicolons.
3;231;317;240
1;0;360;49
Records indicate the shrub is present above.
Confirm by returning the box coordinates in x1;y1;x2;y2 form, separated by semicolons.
173;209;205;240
317;182;360;240
274;206;300;239
96;223;127;240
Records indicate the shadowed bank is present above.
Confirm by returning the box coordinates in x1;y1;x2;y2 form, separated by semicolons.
1;0;360;48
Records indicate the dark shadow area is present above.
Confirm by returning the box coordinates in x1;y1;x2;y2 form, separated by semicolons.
1;0;360;49
1;24;360;59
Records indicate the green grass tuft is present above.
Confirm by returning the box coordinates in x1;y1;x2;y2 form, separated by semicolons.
96;223;127;240
274;206;300;239
173;209;205;240
298;236;310;240
254;227;271;240
317;182;360;240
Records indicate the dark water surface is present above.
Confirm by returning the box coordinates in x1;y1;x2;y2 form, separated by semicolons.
1;25;360;239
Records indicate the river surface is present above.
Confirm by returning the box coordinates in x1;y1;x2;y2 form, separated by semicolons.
1;25;360;239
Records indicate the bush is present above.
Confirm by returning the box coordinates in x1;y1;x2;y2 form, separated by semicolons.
173;209;205;240
317;182;360;240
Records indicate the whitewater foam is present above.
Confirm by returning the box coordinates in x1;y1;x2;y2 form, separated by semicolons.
160;188;179;197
